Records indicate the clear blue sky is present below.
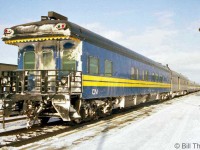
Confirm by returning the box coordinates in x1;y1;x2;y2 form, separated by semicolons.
0;0;200;82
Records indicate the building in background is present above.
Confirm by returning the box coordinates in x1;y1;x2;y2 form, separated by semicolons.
0;63;17;114
0;63;17;71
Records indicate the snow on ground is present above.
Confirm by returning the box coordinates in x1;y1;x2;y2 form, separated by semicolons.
71;93;200;150
2;92;200;150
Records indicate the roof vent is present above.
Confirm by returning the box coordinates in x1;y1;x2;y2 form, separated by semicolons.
48;11;68;21
41;16;49;21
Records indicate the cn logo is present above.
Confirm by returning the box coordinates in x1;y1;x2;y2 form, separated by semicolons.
92;89;98;95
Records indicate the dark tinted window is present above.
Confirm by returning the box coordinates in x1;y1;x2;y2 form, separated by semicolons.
89;56;99;75
105;60;112;76
63;42;75;49
152;73;155;81
23;45;35;70
24;51;35;69
62;50;76;71
131;67;139;80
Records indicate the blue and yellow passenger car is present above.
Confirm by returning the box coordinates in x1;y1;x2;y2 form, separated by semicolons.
1;12;199;126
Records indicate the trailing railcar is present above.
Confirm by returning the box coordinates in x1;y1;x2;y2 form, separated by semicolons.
0;12;199;127
188;81;200;92
170;70;189;97
170;70;200;95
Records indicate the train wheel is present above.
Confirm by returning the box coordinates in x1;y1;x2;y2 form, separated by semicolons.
168;95;172;100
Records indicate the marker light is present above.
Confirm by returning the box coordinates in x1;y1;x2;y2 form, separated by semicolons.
4;28;14;35
55;23;66;30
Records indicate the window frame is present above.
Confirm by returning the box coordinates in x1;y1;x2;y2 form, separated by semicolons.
104;59;113;76
131;67;135;79
155;73;159;82
136;68;139;80
62;49;77;71
159;75;163;83
41;48;54;69
88;56;99;75
152;73;155;82
61;41;77;71
23;50;35;70
145;70;149;81
142;70;145;80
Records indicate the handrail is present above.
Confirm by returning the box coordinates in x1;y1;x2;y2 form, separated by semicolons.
0;70;82;95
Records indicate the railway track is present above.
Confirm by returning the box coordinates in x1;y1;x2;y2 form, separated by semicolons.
0;93;196;149
0;119;65;147
0;116;26;124
0;111;148;148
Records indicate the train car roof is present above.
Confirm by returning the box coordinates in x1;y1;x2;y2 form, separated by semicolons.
68;21;169;71
171;70;189;80
3;13;169;72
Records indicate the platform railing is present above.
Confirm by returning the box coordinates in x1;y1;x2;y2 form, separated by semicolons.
0;70;82;96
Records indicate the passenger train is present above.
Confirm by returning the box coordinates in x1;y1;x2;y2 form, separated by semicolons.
1;12;200;127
